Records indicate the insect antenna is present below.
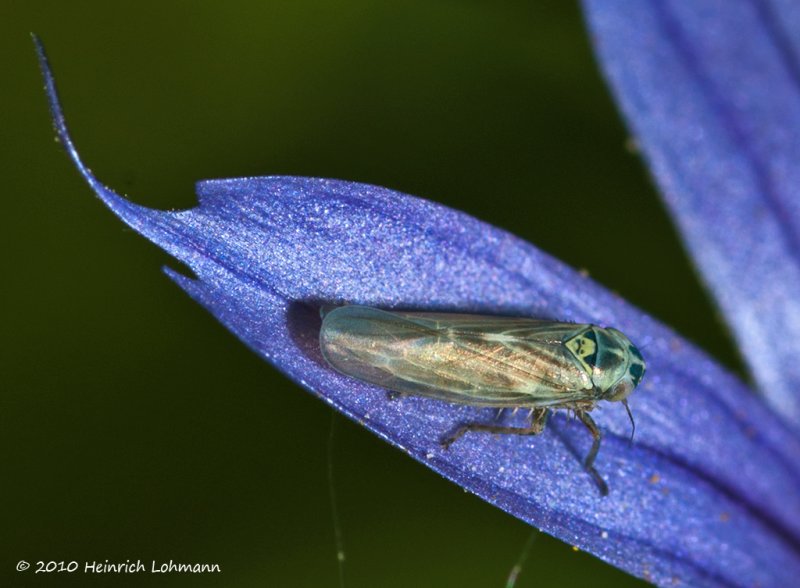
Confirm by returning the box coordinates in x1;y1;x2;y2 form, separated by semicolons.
622;400;636;443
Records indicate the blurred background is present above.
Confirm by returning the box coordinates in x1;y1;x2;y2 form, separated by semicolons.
2;1;740;586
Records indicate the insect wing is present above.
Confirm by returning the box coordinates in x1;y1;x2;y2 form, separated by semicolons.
320;306;595;407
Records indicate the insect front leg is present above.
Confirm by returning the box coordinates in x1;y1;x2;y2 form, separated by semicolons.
577;412;608;496
441;408;549;449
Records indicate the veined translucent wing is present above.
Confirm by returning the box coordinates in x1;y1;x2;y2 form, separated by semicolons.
320;306;596;407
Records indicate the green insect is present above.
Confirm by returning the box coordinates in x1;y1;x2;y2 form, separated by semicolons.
319;305;646;495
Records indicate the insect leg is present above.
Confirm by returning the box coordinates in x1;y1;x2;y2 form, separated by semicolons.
441;408;549;449
530;408;548;433
577;412;608;496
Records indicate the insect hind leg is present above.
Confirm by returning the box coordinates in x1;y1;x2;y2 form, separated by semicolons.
577;411;608;496
441;408;548;449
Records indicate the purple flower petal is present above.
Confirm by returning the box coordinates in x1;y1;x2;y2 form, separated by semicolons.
36;37;800;587
583;0;800;433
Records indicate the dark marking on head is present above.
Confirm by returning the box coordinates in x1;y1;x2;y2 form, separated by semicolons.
583;330;598;367
564;328;599;374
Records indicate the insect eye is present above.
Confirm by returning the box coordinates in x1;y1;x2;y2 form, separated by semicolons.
606;379;634;402
629;362;645;387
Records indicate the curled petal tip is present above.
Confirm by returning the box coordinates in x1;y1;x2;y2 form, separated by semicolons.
34;35;117;209
33;37;202;269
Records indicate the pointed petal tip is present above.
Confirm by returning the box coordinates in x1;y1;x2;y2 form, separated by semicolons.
34;37;198;265
34;37;105;200
33;36;158;220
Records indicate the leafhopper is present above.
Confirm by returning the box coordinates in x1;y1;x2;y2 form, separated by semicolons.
319;306;646;495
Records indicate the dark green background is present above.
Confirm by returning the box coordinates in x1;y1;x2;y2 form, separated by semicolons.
3;1;739;587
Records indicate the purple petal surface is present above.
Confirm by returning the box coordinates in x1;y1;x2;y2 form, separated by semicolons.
36;37;800;587
583;0;800;433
